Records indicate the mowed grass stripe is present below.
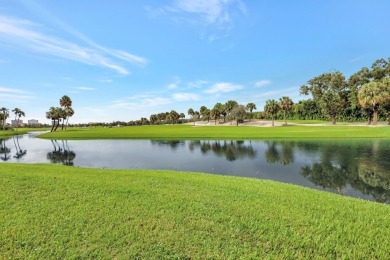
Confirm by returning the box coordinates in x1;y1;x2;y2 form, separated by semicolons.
38;124;390;139
1;163;389;258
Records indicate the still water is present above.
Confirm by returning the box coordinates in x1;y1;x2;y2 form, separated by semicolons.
1;132;389;204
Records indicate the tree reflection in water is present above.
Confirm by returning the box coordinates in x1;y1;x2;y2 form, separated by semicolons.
150;140;185;150
12;135;27;159
0;139;11;161
188;140;256;161
47;140;76;166
264;141;295;165
296;140;390;203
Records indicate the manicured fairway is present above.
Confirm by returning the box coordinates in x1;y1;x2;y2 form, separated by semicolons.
1;164;389;258
38;124;390;139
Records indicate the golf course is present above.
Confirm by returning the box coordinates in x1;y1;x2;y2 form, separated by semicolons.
1;124;390;258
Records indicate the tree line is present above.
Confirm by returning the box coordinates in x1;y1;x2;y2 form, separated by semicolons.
126;57;390;127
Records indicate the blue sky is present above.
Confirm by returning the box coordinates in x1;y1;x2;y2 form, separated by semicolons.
0;0;390;123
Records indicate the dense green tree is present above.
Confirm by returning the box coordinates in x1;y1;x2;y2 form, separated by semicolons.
371;58;389;81
279;97;294;125
230;105;247;126
150;114;158;124
381;78;390;125
264;99;280;126
300;71;348;124
224;100;238;124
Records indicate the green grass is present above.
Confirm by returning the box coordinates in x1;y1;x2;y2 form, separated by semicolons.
0;163;389;258
0;128;49;138
38;124;390;139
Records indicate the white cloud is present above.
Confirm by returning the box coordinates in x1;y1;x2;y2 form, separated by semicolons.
254;80;271;88
170;0;245;26
0;15;147;75
172;92;200;101
185;80;208;89
111;96;172;110
204;82;243;94
0;86;28;94
76;87;95;91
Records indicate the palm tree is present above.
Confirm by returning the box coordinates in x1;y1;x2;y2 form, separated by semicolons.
225;100;238;124
60;95;72;108
46;107;56;132
12;108;26;129
188;108;195;125
264;99;280;126
200;106;210;122
64;107;74;130
380;78;390;125
210;109;218;125
170;110;180;125
60;95;73;129
213;103;224;124
0;107;9;130
279;97;294;125
357;82;385;125
246;102;257;120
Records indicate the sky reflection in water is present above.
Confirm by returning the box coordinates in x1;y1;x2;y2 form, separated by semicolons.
1;133;389;204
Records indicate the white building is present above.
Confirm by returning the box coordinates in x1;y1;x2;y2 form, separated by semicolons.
28;119;39;125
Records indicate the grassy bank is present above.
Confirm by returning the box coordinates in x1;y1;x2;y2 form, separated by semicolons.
38;124;390;139
1;163;389;258
0;128;49;138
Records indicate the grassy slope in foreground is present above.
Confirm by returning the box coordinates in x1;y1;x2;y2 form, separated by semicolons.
38;124;390;139
1;164;389;258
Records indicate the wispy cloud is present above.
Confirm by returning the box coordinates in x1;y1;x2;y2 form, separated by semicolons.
254;80;271;88
111;96;172;110
148;0;246;41
169;0;246;27
204;82;243;94
167;77;181;89
172;92;200;101
0;86;35;102
0;86;28;94
0;15;147;75
76;87;95;91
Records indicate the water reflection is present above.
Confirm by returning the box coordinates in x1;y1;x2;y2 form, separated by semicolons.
47;140;76;166
0;139;11;161
295;140;390;203
187;140;256;161
264;141;294;165
1;134;390;203
12;135;27;159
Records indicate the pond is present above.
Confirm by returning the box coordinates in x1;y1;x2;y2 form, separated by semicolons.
1;132;389;204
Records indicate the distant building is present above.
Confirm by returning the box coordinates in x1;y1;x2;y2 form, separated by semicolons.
11;120;24;126
28;119;39;125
